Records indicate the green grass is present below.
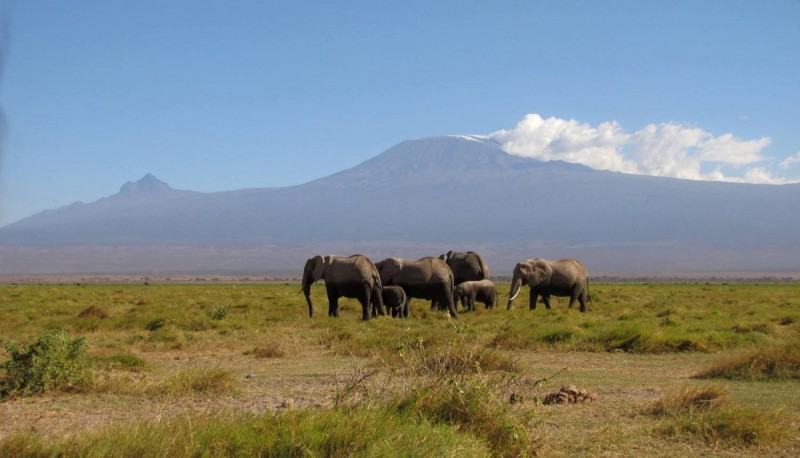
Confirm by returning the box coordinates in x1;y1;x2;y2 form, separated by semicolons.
0;406;495;457
0;282;798;455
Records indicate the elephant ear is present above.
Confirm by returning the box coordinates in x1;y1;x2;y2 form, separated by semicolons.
381;258;403;283
312;255;326;280
532;260;553;284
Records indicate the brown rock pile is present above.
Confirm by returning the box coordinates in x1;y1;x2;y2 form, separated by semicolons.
543;385;597;405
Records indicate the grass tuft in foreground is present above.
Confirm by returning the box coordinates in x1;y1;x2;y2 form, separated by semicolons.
646;385;790;446
0;407;493;457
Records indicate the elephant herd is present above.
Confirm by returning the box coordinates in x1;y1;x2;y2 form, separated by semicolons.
301;251;590;321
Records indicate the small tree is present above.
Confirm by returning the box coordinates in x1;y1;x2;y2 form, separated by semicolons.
2;329;92;397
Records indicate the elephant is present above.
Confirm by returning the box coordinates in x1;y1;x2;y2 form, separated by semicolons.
507;258;589;312
432;250;490;310
381;285;409;318
301;254;385;320
375;257;459;318
455;279;498;312
439;250;490;284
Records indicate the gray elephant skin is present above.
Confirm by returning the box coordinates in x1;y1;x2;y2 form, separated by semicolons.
381;285;409;318
507;258;589;312
455;279;497;311
302;254;385;320
433;250;490;310
439;250;490;284
376;257;459;318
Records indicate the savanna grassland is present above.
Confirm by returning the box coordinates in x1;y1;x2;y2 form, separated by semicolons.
0;282;799;457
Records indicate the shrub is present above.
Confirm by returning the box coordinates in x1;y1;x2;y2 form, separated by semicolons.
1;329;92;397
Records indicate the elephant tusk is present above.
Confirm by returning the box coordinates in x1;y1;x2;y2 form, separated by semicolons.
509;289;520;301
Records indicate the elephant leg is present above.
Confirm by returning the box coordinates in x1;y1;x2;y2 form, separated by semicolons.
359;285;371;321
430;299;438;311
529;289;539;310
542;294;552;310
325;285;338;317
329;296;339;317
403;300;409;318
373;285;386;316
568;290;579;309
469;292;477;312
578;291;587;313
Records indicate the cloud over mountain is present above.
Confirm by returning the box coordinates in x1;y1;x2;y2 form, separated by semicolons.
490;113;792;184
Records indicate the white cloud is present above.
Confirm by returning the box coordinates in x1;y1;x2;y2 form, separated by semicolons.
779;152;800;170
489;113;797;184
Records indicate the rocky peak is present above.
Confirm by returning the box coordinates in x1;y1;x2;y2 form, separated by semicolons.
118;174;174;196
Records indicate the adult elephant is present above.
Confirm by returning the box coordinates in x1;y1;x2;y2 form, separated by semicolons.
507;258;589;312
376;257;459;319
434;250;490;310
301;254;385;321
439;250;490;284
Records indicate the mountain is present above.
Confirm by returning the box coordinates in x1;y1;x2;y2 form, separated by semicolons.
2;136;799;276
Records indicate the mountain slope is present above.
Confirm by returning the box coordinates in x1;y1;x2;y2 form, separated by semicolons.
1;136;799;275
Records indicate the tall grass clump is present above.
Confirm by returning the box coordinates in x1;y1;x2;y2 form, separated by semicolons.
695;342;800;381
381;330;537;456
0;408;492;457
647;385;790;446
160;367;238;396
1;329;92;397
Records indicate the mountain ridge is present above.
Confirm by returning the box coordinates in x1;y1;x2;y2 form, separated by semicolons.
2;136;799;275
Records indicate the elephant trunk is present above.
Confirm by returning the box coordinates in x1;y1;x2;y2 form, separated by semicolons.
507;276;523;310
301;271;315;317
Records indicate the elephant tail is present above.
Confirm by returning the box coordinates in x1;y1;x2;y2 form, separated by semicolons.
586;277;591;302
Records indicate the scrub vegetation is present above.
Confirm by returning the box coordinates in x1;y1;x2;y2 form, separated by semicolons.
0;282;798;456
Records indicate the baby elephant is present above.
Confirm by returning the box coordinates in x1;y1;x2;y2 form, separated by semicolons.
455;280;497;312
382;285;409;318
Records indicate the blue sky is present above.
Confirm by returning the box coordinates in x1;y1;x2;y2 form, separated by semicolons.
1;1;798;225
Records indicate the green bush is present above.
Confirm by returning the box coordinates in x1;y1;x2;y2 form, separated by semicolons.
1;329;92;397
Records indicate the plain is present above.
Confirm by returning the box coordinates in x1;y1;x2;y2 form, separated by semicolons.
0;282;798;456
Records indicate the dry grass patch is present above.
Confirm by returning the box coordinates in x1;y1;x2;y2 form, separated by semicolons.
247;341;287;359
647;385;791;447
695;342;800;381
158;367;238;396
77;304;109;319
